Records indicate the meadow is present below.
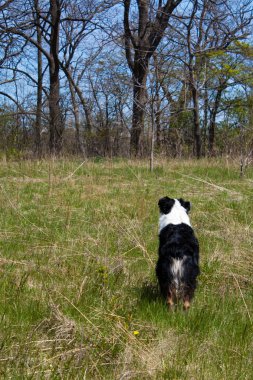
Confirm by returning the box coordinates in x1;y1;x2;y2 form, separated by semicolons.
0;157;252;379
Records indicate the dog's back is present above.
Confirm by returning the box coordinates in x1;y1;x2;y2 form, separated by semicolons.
156;197;200;310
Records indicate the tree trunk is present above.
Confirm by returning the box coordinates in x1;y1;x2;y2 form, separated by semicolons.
48;0;63;155
150;94;155;171
130;55;148;156
123;0;182;157
191;85;201;158
34;0;42;158
208;114;215;156
202;76;208;157
130;80;147;156
104;94;111;156
155;102;162;150
61;65;93;133
208;82;225;156
49;64;62;154
69;80;85;156
154;54;162;151
189;61;201;158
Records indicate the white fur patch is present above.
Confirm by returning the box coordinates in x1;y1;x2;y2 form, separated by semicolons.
171;256;186;288
159;199;191;233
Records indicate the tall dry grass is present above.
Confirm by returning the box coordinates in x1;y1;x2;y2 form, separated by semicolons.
0;157;252;379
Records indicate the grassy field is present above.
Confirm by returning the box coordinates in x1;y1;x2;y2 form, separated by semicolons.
0;157;252;379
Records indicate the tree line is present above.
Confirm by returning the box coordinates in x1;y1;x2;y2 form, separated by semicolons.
0;0;253;158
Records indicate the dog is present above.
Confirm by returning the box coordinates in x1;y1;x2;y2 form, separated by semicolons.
156;197;200;310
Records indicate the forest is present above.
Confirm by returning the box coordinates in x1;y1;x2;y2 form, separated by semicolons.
0;0;253;160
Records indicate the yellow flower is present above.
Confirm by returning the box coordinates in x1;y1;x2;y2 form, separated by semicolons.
133;330;139;336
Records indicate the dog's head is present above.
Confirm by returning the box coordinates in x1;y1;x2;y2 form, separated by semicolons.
158;197;191;231
158;197;191;215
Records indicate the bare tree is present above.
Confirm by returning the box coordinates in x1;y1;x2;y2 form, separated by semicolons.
0;0;252;159
33;0;43;157
47;0;63;154
123;0;182;156
59;0;117;154
164;0;253;158
0;0;64;154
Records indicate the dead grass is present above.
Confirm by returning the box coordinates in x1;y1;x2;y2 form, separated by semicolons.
0;157;252;379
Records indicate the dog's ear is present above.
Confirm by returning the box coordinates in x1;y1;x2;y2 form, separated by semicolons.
158;197;175;214
179;198;191;213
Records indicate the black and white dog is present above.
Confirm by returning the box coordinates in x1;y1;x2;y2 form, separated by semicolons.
156;197;200;310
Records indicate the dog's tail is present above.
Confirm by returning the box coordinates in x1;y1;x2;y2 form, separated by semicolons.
171;257;185;290
171;255;199;297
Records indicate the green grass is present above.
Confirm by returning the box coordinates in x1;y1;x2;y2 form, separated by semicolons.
0;157;253;379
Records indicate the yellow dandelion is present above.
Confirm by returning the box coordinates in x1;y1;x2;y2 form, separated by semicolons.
133;330;139;336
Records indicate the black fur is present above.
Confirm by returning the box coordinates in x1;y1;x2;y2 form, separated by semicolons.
158;196;175;214
156;198;200;309
178;198;191;213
